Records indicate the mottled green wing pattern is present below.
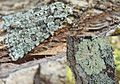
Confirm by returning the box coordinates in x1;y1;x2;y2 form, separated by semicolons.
3;2;73;61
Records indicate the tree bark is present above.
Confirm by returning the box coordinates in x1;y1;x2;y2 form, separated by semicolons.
0;0;120;61
0;53;66;84
67;35;116;84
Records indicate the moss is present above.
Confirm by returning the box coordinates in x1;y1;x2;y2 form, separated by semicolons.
111;26;120;36
66;65;75;84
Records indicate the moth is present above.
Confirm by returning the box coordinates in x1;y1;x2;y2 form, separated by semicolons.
1;1;120;61
2;2;73;61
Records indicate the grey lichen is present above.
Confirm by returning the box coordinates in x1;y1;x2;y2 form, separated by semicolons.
89;73;115;84
3;2;73;61
75;37;113;75
67;36;115;84
96;37;114;68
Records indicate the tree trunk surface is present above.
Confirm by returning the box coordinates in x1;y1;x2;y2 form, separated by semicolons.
0;0;120;84
0;53;66;84
67;36;116;84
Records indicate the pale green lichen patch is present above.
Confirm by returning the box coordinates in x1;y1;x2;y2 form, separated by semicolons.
75;37;111;75
96;37;114;68
89;73;115;84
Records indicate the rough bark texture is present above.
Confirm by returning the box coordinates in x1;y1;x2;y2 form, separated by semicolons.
0;0;120;84
67;36;116;84
0;0;120;61
0;53;66;84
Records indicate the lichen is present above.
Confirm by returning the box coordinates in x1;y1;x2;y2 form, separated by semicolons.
89;73;115;84
75;37;113;75
96;37;114;68
3;2;73;61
